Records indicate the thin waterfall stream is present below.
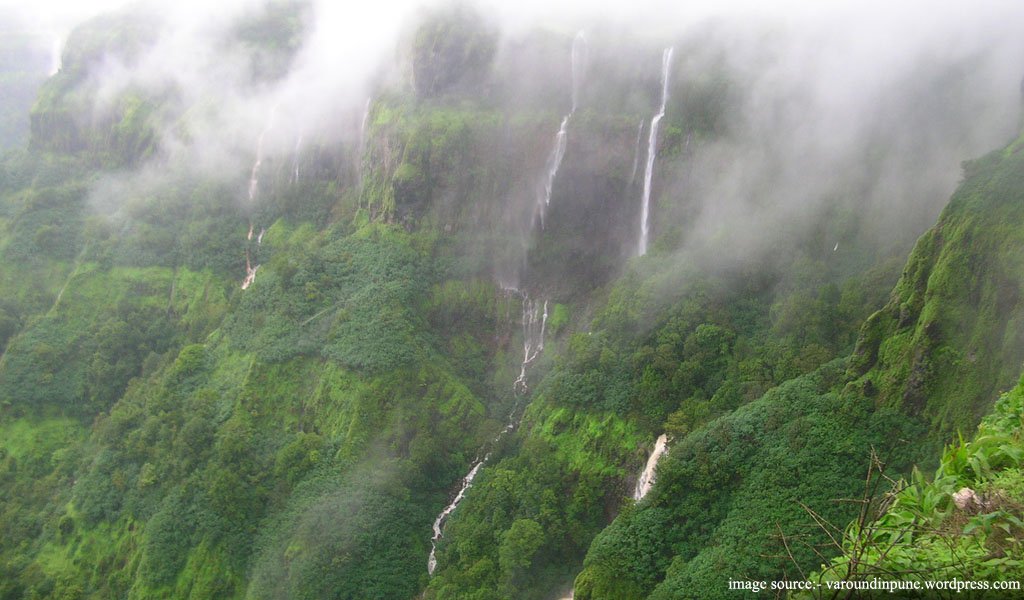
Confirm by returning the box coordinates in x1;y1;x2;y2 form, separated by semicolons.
634;434;669;501
427;30;585;576
241;106;277;290
638;47;674;256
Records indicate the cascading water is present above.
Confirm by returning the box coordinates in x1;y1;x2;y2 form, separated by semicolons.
634;434;669;501
428;459;485;575
556;433;670;598
359;97;371;154
291;135;302;184
535;30;586;229
48;34;62;76
427;289;548;575
638;47;674;256
241;107;278;290
512;294;549;394
428;32;583;576
536;117;570;228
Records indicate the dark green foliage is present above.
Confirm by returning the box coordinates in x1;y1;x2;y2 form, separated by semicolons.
576;362;923;600
3;10;1024;600
224;227;430;373
138;487;197;586
799;373;1024;596
249;467;428;600
75;449;126;525
5;184;86;261
0;267;179;414
850;146;1024;434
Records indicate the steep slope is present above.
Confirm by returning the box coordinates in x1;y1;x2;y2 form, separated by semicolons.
797;372;1024;596
2;5;1024;600
849;141;1024;435
569;134;1024;598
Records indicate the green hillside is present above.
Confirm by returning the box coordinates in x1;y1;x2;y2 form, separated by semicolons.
1;3;1024;599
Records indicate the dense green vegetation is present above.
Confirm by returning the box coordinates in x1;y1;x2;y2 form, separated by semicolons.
2;4;1024;599
849;141;1024;435
798;373;1024;597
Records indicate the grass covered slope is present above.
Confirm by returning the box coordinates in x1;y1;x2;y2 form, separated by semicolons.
572;361;923;600
850;141;1024;435
0;206;515;598
6;5;1024;599
568;135;1024;598
424;254;902;599
800;372;1024;596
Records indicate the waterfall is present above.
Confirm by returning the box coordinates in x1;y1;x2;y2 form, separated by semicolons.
241;259;259;290
513;295;549;394
638;47;674;257
535;30;586;229
429;32;580;575
359;97;371;153
291;135;302;184
428;458;486;575
427;290;548;574
357;97;371;188
536;117;570;228
634;434;669;501
48;34;62;76
247;107;277;204
241;107;278;290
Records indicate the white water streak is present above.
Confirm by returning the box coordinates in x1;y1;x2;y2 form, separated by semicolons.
48;34;62;76
513;296;548;394
242;107;278;290
241;260;259;290
634;434;669;501
429;33;579;575
357;97;371;190
638;47;674;256
535;30;585;229
428;290;548;574
428;458;487;575
247;106;278;204
537;116;569;230
291;135;303;184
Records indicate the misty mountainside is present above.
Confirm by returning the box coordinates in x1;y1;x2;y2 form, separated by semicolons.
3;2;1024;599
0;13;57;152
